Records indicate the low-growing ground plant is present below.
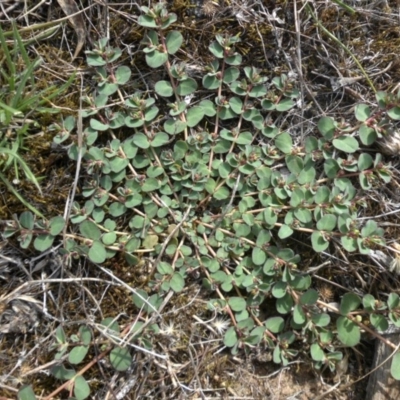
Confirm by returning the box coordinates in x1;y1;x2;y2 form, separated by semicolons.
3;2;400;399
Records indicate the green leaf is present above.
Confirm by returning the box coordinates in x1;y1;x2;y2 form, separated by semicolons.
34;234;55;251
361;220;380;237
110;346;132;371
340;293;361;315
164;119;187;134
311;343;325;362
332;136;359;153
293;304;306;324
359;125;377;145
155;80;174;97
142;178;160;192
151;132;170;147
300;289;319;305
213;186;229;200
49;216;65;235
138;15;158;28
224;327;238;347
358;153;373;171
228;297;246;312
170;273;185;292
223;67;240;83
294;208;312;224
199;99;216;116
272;281;287;299
115;66;131;85
186;106;205;127
355;104;370;122
265;317;284;333
278;225;294;239
388;106;400;120
318;116;335;140
133;133;150;149
80;220;101;240
101;317;120;334
177;78;197;96
341;235;358;252
316;214;337;231
51;365;75;380
209;41;224;58
18;385;37;400
311;231;329;252
102;232;117;246
165;31;183;54
88;241;106;263
20;211;34;229
391;352;400;380
109;202;127;217
68;346;89;364
274;132;293;154
370;314;389;332
74;375;90;400
276;293;294;314
311;313;330;327
336;316;360;346
79;325;92;345
90;118;109;131
252;247;266;265
324;158;340;178
145;50;168;68
285;155;303;174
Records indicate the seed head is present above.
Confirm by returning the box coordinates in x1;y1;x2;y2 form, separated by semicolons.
212;317;230;335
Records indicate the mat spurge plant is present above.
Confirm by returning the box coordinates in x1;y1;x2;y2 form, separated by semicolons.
4;2;400;398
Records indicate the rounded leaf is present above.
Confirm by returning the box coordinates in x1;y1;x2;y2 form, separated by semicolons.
170;272;185;292
278;225;294;239
177;78;197;96
358;153;373;171
74;375;90;400
80;220;101;240
19;211;34;230
391;352;400;380
145;50;168;68
340;292;361;315
355;104;370;122
155;80;173;97
166;30;183;54
110;346;132;371
265;317;284;333
186;106;205;127
336;316;360;346
275;132;293;154
115;66;131;85
311;231;329;252
318;116;335;139
388;106;400;120
300;289;319;306
311;343;325;362
359;125;377;145
370;313;389;332
88;241;106;263
49;216;65;236
332;136;359;153
34;234;55;251
316;214;337;231
223;326;238;347
228;297;247;312
68;346;89;364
